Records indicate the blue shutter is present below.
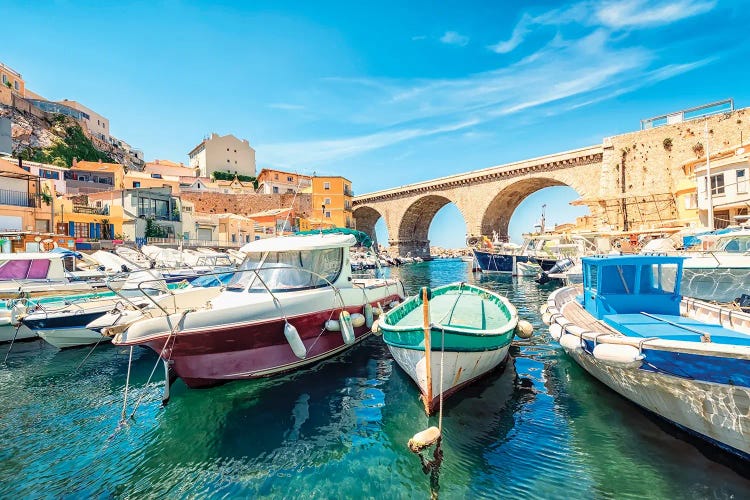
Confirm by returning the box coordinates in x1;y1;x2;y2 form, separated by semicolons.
68;221;75;237
89;222;95;239
95;224;101;239
109;224;115;239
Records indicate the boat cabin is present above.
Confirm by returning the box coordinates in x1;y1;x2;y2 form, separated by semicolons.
581;255;685;320
229;233;355;293
0;252;69;282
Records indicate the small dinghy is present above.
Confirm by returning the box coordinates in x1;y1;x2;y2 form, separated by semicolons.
542;255;750;460
381;283;523;414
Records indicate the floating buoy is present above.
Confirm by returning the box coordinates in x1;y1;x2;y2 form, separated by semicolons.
351;313;366;328
408;426;441;453
371;318;381;335
549;323;563;341
284;322;307;359
515;320;534;339
325;319;340;331
340;311;355;345
364;303;374;328
559;333;583;353
593;343;644;369
542;312;552;325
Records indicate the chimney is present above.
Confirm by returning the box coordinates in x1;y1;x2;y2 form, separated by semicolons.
98;159;102;163
72;157;78;167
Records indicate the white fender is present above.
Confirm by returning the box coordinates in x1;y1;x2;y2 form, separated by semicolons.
364;303;374;328
284;322;307;359
514;320;534;339
549;323;563;341
593;343;644;369
542;312;552;325
325;319;340;331
10;302;27;326
340;311;355;345
559;333;583;353
371;318;381;335
350;313;366;328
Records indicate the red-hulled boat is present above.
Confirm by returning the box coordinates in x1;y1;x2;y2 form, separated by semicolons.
112;233;404;389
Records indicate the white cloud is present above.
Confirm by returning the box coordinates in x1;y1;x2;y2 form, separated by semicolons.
440;31;469;47
488;0;717;54
595;0;716;29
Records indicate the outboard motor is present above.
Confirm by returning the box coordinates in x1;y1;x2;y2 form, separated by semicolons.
535;258;574;285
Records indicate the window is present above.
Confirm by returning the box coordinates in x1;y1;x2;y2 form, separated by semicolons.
325;211;331;218
14;81;19;91
133;181;141;188
600;265;636;294
1;75;6;84
737;169;747;194
323;182;330;190
150;173;162;179
273;186;279;194
73;222;90;238
227;148;230;152
227;159;230;163
710;173;725;195
640;264;677;294
231;234;237;243
228;248;344;292
40;169;59;180
287;176;293;182
684;193;698;209
234;149;237;153
274;174;279;180
324;198;331;205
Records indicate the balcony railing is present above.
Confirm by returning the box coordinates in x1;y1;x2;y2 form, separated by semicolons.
0;189;37;208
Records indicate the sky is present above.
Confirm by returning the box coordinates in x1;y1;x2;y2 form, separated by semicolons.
2;0;748;247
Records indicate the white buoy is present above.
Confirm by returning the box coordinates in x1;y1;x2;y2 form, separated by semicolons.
408;426;441;453
549;323;563;341
593;343;644;369
325;319;340;331
350;313;366;328
284;322;307;359
559;333;583;353
515;320;534;339
371;318;381;335
340;311;355;345
364;303;374;328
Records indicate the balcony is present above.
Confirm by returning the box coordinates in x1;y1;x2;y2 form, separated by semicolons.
72;205;109;215
0;189;38;208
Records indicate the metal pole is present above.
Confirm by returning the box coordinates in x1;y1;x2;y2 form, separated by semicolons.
705;119;714;231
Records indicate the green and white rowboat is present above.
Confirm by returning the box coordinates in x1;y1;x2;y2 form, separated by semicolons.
381;282;519;414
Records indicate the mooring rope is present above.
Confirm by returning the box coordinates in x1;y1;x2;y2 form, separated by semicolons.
120;346;134;422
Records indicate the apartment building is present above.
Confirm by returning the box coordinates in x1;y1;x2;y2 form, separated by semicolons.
311;176;353;229
256;168;311;194
188;133;256;179
0;158;52;233
695;144;750;228
0;62;24;96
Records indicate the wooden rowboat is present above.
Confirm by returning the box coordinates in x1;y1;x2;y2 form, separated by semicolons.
381;283;519;414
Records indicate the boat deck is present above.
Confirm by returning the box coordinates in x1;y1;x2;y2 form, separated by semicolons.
399;292;507;331
603;314;750;346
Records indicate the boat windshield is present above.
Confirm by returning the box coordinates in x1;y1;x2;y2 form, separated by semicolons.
227;248;343;292
716;235;750;253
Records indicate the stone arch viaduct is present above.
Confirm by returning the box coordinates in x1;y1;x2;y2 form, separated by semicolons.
353;145;605;257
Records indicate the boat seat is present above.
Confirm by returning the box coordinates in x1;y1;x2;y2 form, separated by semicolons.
602;313;750;346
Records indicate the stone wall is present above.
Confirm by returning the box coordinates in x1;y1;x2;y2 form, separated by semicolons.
602;108;750;229
180;192;312;217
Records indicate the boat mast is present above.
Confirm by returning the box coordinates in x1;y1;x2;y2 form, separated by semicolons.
705;119;715;231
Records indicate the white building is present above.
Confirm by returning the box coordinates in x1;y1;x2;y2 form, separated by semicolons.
56;100;110;142
188;133;256;179
696;145;750;228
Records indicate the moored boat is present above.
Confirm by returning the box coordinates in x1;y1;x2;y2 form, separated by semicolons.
542;255;750;460
380;283;521;414
112;233;405;389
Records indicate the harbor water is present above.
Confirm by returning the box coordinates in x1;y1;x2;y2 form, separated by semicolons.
1;259;748;498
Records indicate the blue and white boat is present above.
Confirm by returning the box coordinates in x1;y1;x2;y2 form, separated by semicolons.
542;255;750;460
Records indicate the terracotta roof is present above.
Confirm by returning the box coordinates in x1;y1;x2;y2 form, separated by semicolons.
0;158;37;178
146;159;186;168
72;161;125;173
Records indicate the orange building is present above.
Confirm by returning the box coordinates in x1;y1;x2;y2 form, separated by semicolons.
0;62;25;96
0;158;53;233
256;168;312;194
310;176;353;229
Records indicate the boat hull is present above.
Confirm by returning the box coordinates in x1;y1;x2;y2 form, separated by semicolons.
472;249;529;274
37;328;110;349
119;294;402;388
0;323;36;343
387;344;510;413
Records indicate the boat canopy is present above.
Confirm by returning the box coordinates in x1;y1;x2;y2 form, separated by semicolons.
294;228;373;248
240;233;357;253
581;255;685;320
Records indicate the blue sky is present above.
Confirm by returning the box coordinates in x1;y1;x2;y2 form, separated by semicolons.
3;0;748;247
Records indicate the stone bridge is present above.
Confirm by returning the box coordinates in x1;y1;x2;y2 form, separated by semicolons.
353;145;605;257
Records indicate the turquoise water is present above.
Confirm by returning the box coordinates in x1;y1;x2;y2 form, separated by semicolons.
0;259;748;498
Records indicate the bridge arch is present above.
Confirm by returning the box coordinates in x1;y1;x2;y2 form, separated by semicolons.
396;194;465;258
480;176;584;237
352;205;385;247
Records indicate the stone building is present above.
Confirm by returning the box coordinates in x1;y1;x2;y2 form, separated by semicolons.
188;133;256;179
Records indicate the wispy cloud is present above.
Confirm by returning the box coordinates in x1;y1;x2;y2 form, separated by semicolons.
488;0;717;54
268;103;305;111
440;31;469;47
259;1;718;168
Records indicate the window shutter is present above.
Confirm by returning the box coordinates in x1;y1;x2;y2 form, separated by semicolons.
68;221;75;237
